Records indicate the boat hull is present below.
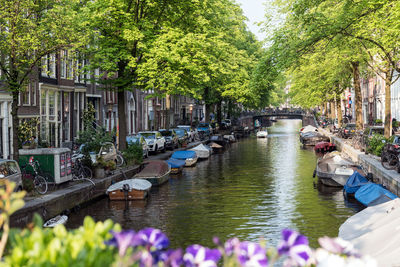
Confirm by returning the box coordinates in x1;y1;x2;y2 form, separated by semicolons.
139;171;170;186
185;157;198;167
108;189;148;200
317;172;347;187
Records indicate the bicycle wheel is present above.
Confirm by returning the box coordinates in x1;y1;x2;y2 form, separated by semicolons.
116;154;124;167
34;175;48;195
381;153;398;170
82;166;93;179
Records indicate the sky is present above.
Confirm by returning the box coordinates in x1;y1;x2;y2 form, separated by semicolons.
235;0;269;41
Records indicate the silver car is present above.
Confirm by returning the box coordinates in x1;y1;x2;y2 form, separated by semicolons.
0;159;23;191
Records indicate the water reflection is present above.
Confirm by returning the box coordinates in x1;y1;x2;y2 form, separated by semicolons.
66;120;361;249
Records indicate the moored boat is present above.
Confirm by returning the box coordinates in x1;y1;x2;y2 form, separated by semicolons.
106;178;152;200
343;171;369;197
134;160;170;186
207;135;229;148
355;183;398;207
315;152;362;187
171;151;198;166
190;144;211;159
300;132;330;146
166;158;186;174
43;215;68;228
338;198;400;267
256;128;268;138
314;141;336;153
208;142;223;153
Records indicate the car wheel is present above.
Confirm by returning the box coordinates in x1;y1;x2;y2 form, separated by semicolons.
145;149;149;158
154;145;158;153
162;145;166;153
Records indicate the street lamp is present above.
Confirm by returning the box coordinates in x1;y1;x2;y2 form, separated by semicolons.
189;104;193;125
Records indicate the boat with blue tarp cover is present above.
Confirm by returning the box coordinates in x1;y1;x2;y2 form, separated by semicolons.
166;158;186;174
343;171;370;197
355;183;398;207
171;151;198;167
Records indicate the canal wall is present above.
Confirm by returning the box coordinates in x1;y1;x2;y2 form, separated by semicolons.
10;141;206;228
320;128;400;196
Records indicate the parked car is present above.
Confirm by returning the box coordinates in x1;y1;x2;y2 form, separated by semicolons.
0;159;23;192
172;128;189;145
339;123;356;139
177;125;197;142
224;119;232;127
126;135;149;158
138;131;166;153
159;129;179;150
197;123;213;136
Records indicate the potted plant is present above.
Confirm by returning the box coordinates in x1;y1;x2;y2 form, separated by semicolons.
93;156;106;179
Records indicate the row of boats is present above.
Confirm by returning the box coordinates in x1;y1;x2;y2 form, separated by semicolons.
316;151;398;207
106;137;233;201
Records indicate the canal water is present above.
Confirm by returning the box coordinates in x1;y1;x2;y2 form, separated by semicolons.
66;120;362;249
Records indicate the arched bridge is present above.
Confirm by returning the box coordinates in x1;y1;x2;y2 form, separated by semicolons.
252;109;316;127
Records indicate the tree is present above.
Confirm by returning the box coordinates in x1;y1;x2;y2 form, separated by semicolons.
0;0;85;160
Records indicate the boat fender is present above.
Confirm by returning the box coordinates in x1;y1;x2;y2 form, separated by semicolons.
122;183;130;192
312;169;316;178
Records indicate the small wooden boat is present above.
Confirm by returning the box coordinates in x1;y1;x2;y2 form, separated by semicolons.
207;135;229;148
43;215;68;228
355;183;398;207
300;132;330;146
106;178;152;200
223;134;236;143
166;158;186;174
171;151;198;166
314;141;336;153
190;144;211;159
134;160;170;186
208;142;223;153
315;152;363;187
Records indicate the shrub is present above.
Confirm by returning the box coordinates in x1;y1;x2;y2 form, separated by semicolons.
366;134;387;156
122;142;143;165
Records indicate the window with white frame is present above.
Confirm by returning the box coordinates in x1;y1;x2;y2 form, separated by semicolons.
20;83;31;105
60;50;67;79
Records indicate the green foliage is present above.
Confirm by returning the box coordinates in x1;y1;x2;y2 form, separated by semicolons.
77;105;113;156
3;216;119;267
17;118;39;148
375;119;383;125
366;134;387;156
122;142;143;166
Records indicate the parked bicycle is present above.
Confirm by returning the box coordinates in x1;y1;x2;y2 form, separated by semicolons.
381;137;400;171
352;130;366;151
21;157;49;195
71;154;93;180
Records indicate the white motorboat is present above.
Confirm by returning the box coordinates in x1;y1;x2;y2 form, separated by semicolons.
190;144;211;159
256;128;268;138
43;215;68;228
315;152;362;187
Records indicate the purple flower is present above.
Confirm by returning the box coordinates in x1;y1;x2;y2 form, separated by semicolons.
105;230;136;256
236;241;268;267
183;244;221;267
278;229;311;266
224;237;240;256
318;237;359;257
134;228;170;251
158;248;184;267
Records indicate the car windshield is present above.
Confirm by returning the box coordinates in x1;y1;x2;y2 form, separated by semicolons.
140;133;155;138
178;126;190;131
160;131;172;136
174;129;185;136
198;123;209;127
127;137;140;143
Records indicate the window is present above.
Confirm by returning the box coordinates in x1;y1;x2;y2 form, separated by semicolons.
41;54;56;78
20;84;31;105
49;90;55;118
60;50;67;79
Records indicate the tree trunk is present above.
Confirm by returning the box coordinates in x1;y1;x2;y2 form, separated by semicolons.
323;102;328;116
384;66;394;138
165;94;170;129
204;87;211;123
330;101;335;119
117;90;127;151
217;99;222;124
337;96;343;128
351;62;363;130
11;90;19;161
